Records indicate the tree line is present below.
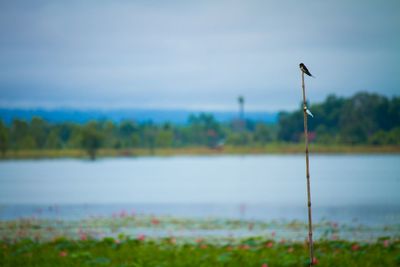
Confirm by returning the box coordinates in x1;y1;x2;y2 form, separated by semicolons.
278;92;400;145
0;113;277;159
0;92;399;158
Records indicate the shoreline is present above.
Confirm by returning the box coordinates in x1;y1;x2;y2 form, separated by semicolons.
1;144;400;160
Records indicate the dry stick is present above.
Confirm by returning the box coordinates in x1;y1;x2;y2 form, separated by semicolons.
301;71;314;266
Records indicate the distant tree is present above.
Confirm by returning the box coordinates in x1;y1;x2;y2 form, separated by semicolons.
142;125;156;154
339;93;386;144
46;129;62;149
369;127;400;145
368;130;387;145
156;129;173;147
10;119;30;149
388;127;400;145
118;120;139;148
277;110;303;142
310;94;345;134
81;122;103;160
131;133;141;148
314;125;336;144
19;135;37;149
187;113;222;147
30;117;49;149
388;96;400;129
0;120;9;156
58;123;74;144
3;91;398;152
277;92;399;145
226;132;251;146
119;121;137;137
254;123;272;145
102;121;117;148
10;119;37;149
66;126;83;148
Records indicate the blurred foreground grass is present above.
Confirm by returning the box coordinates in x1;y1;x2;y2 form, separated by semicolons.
1;215;399;266
2;144;400;159
1;237;399;267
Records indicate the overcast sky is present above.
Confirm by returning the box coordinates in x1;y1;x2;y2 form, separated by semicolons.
0;0;399;111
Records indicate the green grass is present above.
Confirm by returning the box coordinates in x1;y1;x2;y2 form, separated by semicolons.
1;144;400;160
1;216;399;266
1;237;399;267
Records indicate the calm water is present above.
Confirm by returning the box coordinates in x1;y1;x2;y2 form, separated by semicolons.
0;155;399;225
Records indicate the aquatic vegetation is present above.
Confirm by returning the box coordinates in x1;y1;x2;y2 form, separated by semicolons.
0;214;399;266
0;215;399;244
0;236;399;266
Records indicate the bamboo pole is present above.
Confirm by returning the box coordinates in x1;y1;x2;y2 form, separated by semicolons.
301;71;314;266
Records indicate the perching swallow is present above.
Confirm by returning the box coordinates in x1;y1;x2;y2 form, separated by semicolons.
299;63;314;77
306;108;314;118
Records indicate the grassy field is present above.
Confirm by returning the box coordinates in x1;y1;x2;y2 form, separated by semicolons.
1;237;399;267
1;215;399;266
1;144;400;160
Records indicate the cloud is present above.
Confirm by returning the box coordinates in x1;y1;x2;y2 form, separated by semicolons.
0;0;399;110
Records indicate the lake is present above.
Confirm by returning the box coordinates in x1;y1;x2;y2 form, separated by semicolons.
0;155;399;225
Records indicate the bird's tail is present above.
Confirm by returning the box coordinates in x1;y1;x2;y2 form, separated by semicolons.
306;108;314;118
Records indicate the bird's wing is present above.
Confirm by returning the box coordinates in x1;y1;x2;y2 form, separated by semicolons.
306;109;314;117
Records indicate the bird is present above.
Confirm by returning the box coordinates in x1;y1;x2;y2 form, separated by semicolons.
299;63;314;78
306;108;314;118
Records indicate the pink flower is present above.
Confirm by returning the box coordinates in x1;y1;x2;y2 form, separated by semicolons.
271;231;276;237
240;244;250;250
119;210;127;218
261;264;268;267
351;244;360;251
80;233;87;241
195;238;204;243
137;234;146;241
248;223;254;231
151;218;160;225
265;241;273;248
59;251;68;257
312;257;319;265
383;240;390;247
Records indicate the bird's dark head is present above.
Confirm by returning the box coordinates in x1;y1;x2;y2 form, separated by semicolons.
299;63;305;68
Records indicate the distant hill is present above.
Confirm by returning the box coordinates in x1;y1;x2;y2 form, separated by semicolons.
0;108;277;125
